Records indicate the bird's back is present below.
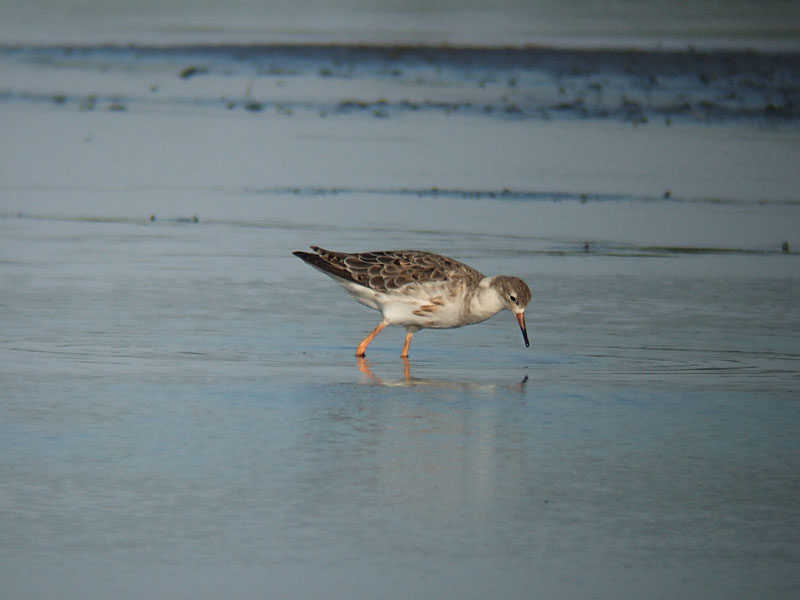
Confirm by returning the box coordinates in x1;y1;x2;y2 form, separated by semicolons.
293;247;484;293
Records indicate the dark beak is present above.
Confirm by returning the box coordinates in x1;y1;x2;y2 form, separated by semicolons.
516;312;529;347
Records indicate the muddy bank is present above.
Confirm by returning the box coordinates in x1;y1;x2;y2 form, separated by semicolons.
2;43;799;124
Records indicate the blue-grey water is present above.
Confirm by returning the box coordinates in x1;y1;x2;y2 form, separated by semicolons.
3;0;800;48
2;201;799;599
2;4;800;597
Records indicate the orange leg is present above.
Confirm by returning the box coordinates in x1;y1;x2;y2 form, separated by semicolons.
400;329;415;358
356;321;387;357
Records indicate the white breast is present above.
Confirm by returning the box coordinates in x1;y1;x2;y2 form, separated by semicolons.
377;281;484;329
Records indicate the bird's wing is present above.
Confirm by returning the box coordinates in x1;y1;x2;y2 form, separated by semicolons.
295;247;484;293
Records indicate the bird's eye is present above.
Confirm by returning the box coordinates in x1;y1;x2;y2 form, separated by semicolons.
509;294;517;304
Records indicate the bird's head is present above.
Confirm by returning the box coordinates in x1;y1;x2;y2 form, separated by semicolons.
493;275;532;347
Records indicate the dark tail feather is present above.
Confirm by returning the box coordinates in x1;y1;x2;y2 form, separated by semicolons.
292;247;358;284
292;250;315;262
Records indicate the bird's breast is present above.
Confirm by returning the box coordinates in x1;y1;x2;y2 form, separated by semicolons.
378;284;474;329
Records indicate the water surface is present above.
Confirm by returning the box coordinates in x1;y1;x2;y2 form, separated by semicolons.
2;6;799;596
2;202;799;599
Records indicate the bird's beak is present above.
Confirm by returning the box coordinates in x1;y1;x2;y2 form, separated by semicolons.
516;312;529;347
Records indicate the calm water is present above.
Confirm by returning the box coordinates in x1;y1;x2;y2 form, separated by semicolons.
3;0;800;48
2;6;800;595
2;201;799;599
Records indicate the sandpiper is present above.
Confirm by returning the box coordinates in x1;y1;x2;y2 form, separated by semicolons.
292;246;531;357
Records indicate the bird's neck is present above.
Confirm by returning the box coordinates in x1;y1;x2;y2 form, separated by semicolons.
467;277;505;322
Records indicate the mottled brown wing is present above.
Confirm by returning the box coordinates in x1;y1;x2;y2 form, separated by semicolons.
296;247;484;293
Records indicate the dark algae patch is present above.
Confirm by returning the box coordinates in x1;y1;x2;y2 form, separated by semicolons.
2;43;799;124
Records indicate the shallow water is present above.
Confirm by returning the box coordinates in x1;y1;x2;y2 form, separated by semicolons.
3;0;800;48
2;9;800;596
2;200;799;599
3;43;800;126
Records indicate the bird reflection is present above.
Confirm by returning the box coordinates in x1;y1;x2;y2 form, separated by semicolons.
356;356;528;390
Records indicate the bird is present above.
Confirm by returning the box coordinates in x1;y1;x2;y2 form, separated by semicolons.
292;246;531;358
